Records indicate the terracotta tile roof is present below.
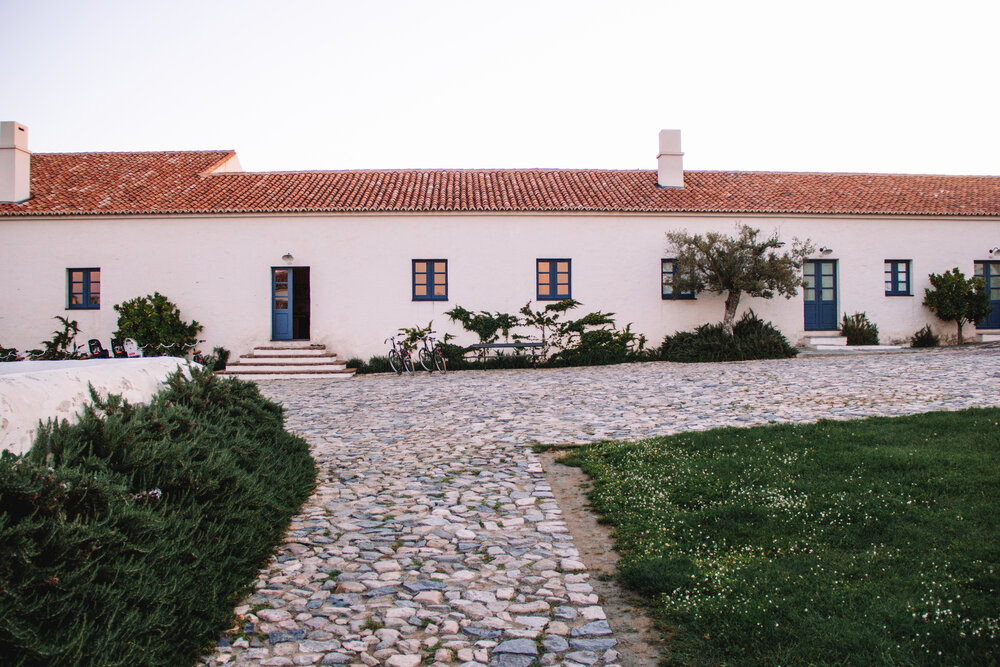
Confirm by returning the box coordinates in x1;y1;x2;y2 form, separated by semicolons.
1;150;999;218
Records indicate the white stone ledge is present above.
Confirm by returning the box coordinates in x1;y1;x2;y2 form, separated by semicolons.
0;357;194;456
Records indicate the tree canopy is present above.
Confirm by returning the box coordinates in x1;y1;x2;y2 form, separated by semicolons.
922;268;990;344
666;224;814;333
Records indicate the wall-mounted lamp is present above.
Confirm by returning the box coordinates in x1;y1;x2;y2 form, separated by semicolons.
281;252;294;262
990;247;1000;255
819;247;833;254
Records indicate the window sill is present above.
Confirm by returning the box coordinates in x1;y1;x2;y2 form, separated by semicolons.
67;306;100;310
884;293;912;297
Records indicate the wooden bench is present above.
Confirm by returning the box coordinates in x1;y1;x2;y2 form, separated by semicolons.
467;342;544;369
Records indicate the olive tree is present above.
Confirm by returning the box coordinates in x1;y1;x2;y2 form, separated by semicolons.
922;268;990;344
666;224;814;334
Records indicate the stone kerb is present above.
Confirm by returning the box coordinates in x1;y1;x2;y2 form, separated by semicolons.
0;357;193;455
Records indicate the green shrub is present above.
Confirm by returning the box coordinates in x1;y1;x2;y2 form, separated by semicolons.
210;346;231;371
840;311;879;345
347;356;394;374
0;367;316;666
661;310;797;362
548;327;644;367
1;344;20;362
25;316;81;360
113;292;203;356
910;324;940;348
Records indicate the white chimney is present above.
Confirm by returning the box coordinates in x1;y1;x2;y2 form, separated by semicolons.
0;121;30;203
656;129;683;188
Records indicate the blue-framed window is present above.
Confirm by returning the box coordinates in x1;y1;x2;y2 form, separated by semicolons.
884;260;911;296
662;258;695;299
67;268;100;309
413;259;447;300
537;259;571;300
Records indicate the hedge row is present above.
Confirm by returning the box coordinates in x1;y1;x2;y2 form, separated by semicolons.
0;367;316;666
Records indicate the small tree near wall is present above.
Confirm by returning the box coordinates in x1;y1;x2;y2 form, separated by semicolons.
922;268;990;345
114;292;203;356
666;224;814;334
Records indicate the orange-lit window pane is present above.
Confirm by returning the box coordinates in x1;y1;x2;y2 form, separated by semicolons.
413;259;446;300
537;259;570;300
68;267;100;309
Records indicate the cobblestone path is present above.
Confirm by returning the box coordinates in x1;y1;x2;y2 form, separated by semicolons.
206;345;999;667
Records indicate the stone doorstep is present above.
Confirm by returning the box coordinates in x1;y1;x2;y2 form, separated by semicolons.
978;332;1000;343
220;367;355;376
804;335;848;346
240;352;337;364
811;344;904;352
231;358;345;367
252;349;331;357
216;372;355;381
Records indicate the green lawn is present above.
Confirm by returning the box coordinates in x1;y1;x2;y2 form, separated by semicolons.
562;409;1000;665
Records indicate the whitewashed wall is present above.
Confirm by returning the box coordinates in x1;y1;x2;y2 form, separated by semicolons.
1;213;997;359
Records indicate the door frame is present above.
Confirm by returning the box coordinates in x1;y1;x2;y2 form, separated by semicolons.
804;259;839;331
974;260;1000;330
271;267;293;341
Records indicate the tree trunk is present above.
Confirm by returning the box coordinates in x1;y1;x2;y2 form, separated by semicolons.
723;291;742;335
957;320;964;345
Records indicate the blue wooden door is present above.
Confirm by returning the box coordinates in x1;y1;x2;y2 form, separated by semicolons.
804;260;838;330
272;268;293;341
975;261;1000;329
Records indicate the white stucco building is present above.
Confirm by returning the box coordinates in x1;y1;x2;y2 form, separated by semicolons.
2;122;999;361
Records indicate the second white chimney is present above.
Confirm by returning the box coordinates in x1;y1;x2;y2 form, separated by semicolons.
657;129;683;188
0;121;30;203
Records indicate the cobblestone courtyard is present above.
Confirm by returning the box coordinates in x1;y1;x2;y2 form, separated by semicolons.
206;346;1000;667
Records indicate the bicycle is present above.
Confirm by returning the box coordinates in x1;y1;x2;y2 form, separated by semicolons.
385;334;414;376
417;331;447;373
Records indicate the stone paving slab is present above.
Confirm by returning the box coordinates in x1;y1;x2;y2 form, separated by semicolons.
204;345;999;666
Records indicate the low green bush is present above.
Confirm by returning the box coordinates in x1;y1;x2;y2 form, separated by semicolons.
911;324;940;348
841;311;880;345
660;310;797;362
548;327;645;367
347;355;394;374
24;316;82;360
0;367;316;666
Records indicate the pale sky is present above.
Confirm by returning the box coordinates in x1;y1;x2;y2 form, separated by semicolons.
3;0;999;175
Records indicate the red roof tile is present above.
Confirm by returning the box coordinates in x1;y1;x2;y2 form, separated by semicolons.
1;150;999;217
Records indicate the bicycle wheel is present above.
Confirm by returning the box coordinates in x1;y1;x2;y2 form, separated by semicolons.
419;347;434;372
433;349;446;373
402;353;415;376
388;349;403;375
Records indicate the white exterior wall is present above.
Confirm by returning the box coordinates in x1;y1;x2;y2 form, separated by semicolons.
1;213;998;359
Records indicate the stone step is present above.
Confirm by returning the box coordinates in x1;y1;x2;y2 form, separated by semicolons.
219;367;355;379
253;344;328;357
228;360;348;372
808;344;905;353
978;333;1000;343
805;335;848;346
239;353;340;364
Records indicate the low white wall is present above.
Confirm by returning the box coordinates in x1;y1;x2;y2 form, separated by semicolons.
0;357;192;456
